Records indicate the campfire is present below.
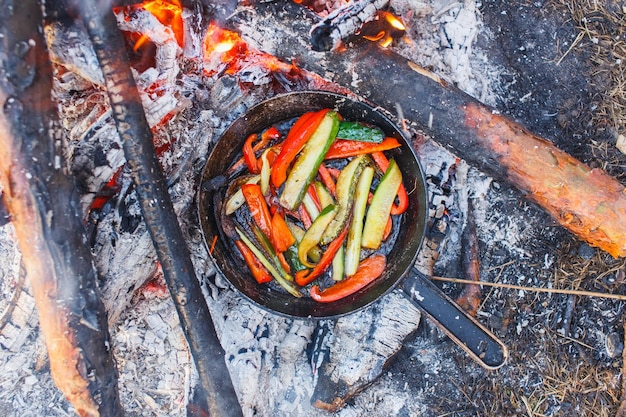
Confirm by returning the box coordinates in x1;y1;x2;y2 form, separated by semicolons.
1;0;626;416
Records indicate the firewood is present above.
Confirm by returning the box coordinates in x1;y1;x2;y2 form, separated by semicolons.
66;0;243;415
229;0;626;258
0;1;123;416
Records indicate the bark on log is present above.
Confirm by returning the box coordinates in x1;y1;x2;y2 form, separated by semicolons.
0;1;122;416
227;1;626;258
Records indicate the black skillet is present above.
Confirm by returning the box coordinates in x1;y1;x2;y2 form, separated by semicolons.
198;91;508;369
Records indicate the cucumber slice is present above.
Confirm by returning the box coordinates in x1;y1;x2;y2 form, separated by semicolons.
279;111;339;211
362;159;403;250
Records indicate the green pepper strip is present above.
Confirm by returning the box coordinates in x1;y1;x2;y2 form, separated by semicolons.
295;225;349;286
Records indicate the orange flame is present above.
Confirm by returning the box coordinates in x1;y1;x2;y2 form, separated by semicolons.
133;0;184;51
362;11;406;48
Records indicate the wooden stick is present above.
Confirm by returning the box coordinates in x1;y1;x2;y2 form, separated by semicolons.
430;275;626;301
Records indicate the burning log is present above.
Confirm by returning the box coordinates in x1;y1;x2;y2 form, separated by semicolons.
0;1;122;416
228;0;626;258
64;0;243;415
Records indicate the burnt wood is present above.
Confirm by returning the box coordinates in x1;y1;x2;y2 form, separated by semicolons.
228;0;626;258
0;1;123;416
64;0;243;415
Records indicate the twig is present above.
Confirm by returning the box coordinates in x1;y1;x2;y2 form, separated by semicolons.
430;276;626;301
616;319;626;417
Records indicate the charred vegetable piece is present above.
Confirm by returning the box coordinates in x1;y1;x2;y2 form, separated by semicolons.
337;121;384;143
279;111;340;211
324;137;401;159
235;227;301;297
320;154;369;245
298;204;338;268
310;254;387;302
271;109;329;188
362;159;403;249
345;165;374;276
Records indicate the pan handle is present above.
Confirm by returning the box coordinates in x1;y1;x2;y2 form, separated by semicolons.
401;267;508;370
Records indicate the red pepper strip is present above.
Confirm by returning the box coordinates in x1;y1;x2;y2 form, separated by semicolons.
309;254;387;302
317;163;336;196
270;211;296;253
295;226;349;286
243;133;260;174
307;183;322;212
271;109;330;188
324;137;401;159
241;183;273;239
228;128;277;175
370;151;408;215
298;204;313;229
235;240;272;284
277;251;292;274
327;167;341;179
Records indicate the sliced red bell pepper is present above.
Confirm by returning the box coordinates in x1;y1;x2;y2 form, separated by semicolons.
243;133;260;174
270;211;296;253
324;137;401;159
241;183;272;239
228;126;279;175
295;225;349;286
271;109;330;188
309;254;387;303
317;163;336;196
371;151;409;215
298;204;313;229
235;240;272;284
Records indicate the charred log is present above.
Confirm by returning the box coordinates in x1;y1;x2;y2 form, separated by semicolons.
0;1;122;416
63;0;242;415
229;1;626;258
309;0;390;51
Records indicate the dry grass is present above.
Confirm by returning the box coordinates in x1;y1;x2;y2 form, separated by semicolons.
551;0;626;181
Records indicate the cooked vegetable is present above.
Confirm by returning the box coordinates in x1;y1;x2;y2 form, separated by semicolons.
371;151;408;215
320;154;369;245
309;254;387;302
298;204;338;268
345;165;374;276
362;159;403;249
271;109;329;188
337;121;384;143
235;240;272;284
295;226;348;286
225;175;260;215
279;111;340;210
222;109;408;303
324;137;401;159
235;227;301;297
